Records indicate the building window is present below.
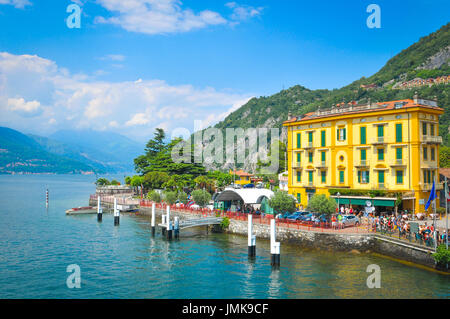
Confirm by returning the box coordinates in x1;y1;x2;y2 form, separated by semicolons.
321;151;326;163
339;170;345;184
309;152;313;163
308;171;313;183
297;152;301;164
377;125;384;138
296;133;301;148
396;123;402;143
321;130;326;147
422;122;427;136
378;171;385;186
378;148;384;161
360;126;367;145
431;147;435;161
358;170;370;184
396;170;404;184
297;193;301;204
430;124;435;136
361;149;367;161
297;171;301;182
337;127;346;141
308;132;313;143
396;147;403;160
321;171;326;183
423;146;428;160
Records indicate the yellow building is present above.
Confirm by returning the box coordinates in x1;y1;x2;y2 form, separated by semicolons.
283;95;444;215
229;169;254;185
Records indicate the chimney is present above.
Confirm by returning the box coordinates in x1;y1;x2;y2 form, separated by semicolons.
287;111;292;121
413;92;418;104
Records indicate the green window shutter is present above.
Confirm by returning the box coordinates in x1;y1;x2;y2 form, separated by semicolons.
396;170;403;184
361;149;366;161
378;125;384;137
378;148;384;161
343;128;346;140
396;148;402;160
337;128;339;141
309;171;313;182
321;131;326;147
321;151;326;162
422;123;427;136
297;133;301;148
378;171;385;184
339;170;344;183
309;152;313;163
297;193;301;203
423;147;427;160
430;124;435;136
297;171;301;182
358;171;361;183
431;148;435;161
321;171;326;183
367;171;370;183
308;132;313;143
297;152;301;163
396;124;402;142
360;127;366;144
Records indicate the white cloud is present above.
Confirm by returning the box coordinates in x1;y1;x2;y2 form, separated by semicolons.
94;0;262;35
7;97;41;115
0;52;252;141
0;0;31;9
100;54;126;62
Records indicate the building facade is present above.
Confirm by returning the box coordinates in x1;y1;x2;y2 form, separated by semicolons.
229;169;254;186
283;96;444;215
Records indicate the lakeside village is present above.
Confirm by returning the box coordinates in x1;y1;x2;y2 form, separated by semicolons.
81;95;450;271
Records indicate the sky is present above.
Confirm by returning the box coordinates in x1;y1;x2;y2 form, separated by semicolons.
0;0;449;142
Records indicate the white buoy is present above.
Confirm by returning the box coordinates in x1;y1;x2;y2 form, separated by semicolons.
270;219;280;267
114;198;120;226
151;203;156;236
248;214;256;257
97;196;102;222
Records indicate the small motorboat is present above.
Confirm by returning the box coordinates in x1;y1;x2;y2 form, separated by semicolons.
66;206;97;215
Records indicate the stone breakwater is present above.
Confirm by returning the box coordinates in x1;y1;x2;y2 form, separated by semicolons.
139;207;442;271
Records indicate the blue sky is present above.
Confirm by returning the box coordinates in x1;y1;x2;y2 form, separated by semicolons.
0;0;449;142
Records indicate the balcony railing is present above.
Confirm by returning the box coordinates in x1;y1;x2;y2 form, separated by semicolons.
420;183;444;191
292;162;302;168
378;183;386;190
355;160;369;167
371;137;386;144
390;159;406;166
316;161;327;168
421;135;443;144
304;142;314;149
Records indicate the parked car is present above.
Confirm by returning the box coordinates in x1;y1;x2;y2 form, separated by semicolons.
287;211;311;221
299;213;314;222
342;215;360;227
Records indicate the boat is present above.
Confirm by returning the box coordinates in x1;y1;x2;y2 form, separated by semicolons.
66;206;97;215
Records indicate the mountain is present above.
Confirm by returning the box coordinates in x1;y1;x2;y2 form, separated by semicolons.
213;23;450;147
48;130;143;172
0;127;94;174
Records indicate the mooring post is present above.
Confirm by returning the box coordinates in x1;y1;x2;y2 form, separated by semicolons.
46;189;49;208
97;196;102;222
151;203;156;236
166;206;172;240
270;219;280;267
114;198;120;226
248;214;256;257
174;216;180;239
162;215;167;236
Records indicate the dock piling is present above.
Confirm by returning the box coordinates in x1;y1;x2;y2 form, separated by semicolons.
97;196;102;222
174;216;180;239
46;189;49;208
270;219;280;268
248;214;256;257
114;198;120;226
151;203;156;236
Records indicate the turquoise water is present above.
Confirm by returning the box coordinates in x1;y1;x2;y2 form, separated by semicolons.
0;175;448;299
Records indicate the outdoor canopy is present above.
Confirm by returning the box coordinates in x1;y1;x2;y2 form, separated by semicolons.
214;188;274;205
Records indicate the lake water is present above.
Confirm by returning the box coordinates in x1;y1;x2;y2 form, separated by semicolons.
0;175;448;299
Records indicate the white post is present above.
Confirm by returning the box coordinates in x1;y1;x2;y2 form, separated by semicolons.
97;196;102;222
174;216;180;239
114;197;120;226
270;219;280;267
166;205;170;229
151;203;156;236
248;214;255;257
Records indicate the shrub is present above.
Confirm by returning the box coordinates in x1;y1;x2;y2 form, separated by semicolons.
268;191;296;214
307;194;337;216
436;207;446;216
164;191;178;205
177;191;188;204
191;189;212;207
220;217;230;229
432;244;450;268
147;191;161;203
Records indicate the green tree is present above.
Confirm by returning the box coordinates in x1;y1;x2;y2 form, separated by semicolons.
147;190;161;203
432;244;450;268
163;191;178;205
440;146;450;168
268;191;296;214
307;194;337;216
95;178;110;186
191;189;212;207
124;176;132;185
110;179;120;185
194;175;215;193
177;191;188;204
143;171;169;190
